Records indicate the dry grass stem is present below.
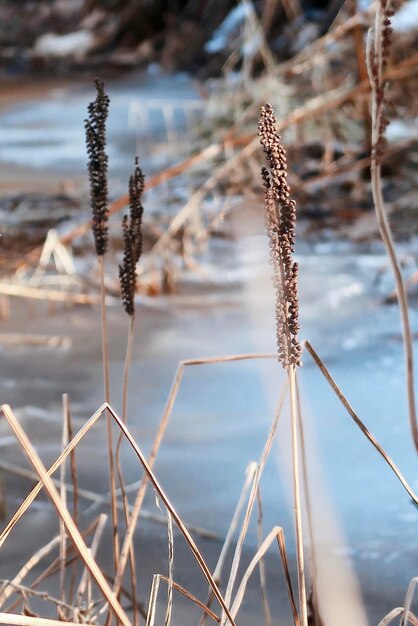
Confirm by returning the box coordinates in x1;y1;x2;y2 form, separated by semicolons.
98;255;120;573
296;379;323;626
103;403;237;626
0;403;108;548
402;577;418;626
366;3;418;453
379;608;418;626
164;512;174;626
304;341;418;505
0;404;132;626
256;488;272;626
0;612;96;626
114;353;276;598
0;536;60;608
115;312;138;624
199;462;257;626
230;526;292;620
3;517;103;615
74;513;107;608
221;381;288;626
59;395;69;615
289;367;308;626
276;528;301;626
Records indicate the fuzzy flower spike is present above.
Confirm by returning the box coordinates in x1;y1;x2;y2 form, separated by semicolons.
119;157;145;316
258;103;301;369
85;78;110;256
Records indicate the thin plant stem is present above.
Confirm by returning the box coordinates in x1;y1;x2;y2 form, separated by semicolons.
66;405;79;604
99;255;120;571
371;161;418;453
289;366;308;626
115;312;138;626
256;488;272;626
304;340;418;504
366;8;418;454
296;379;323;626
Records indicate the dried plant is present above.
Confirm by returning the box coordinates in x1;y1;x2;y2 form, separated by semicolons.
119;157;145;317
85;78;119;574
259;102;306;626
85;78;110;257
366;2;418;453
116;156;145;626
258;103;301;370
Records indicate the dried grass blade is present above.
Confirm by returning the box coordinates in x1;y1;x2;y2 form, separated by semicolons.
114;362;186;595
59;394;69;613
3;517;102;615
199;462;257;626
256;488;272;626
0;612;89;626
1;404;132;626
157;575;219;622
289;367;307;626
74;513;107;607
296;378;322;625
276;528;301;626
104;403;236;626
145;575;161;626
0;536;60;608
164;512;174;626
402;577;418;626
379;608;418;626
0;403;107;548
221;382;287;625
304;341;418;504
230;526;281;619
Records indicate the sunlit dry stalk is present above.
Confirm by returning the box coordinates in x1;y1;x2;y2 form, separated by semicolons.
366;2;418;454
304;340;418;505
256;488;272;626
115;156;145;624
222;381;288;626
59;395;69;617
1;404;132;626
296;380;323;626
258;102;307;626
65;404;79;604
199;462;257;626
85;78;120;572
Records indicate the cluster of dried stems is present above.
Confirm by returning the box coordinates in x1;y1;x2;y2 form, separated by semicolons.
1;3;418;625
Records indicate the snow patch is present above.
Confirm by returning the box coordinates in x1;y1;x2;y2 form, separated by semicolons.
34;30;95;58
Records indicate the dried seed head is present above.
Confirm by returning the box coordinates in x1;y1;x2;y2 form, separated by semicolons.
119;157;145;316
258;103;301;369
368;0;395;163
85;78;110;256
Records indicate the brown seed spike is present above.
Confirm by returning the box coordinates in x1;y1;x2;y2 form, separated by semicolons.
85;78;110;256
119;156;145;316
258;103;301;369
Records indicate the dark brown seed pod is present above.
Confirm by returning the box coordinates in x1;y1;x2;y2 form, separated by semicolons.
258;103;301;369
85;78;110;257
119;157;145;316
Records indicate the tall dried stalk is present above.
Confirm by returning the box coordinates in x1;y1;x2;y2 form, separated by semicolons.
115;156;145;625
366;1;418;453
85;78;120;570
259;103;307;626
1;405;132;626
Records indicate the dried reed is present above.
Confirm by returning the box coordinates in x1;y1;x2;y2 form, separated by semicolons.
366;1;418;453
115;155;145;625
258;102;307;626
85;78;119;572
